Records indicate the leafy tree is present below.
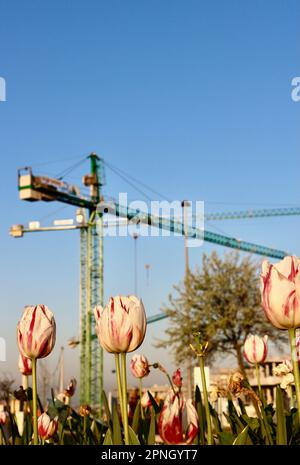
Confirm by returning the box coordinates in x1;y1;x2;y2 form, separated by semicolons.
0;374;15;406
156;251;286;377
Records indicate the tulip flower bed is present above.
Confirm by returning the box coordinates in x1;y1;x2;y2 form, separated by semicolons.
0;255;300;446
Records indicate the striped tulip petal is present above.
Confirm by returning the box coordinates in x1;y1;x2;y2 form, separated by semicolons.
260;257;300;329
18;353;32;376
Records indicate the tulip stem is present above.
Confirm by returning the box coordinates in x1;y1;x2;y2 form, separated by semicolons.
199;355;213;445
255;364;262;398
139;378;144;420
288;328;300;424
166;374;177;396
83;415;87;445
114;354;124;426
288;385;295;409
121;353;130;445
31;358;38;445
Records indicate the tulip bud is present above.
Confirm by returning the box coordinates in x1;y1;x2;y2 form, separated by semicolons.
130;354;150;378
243;335;268;365
64;378;77;397
260;256;300;329
94;295;147;353
18;353;32;376
17;305;56;359
172;368;183;387
37;413;58;440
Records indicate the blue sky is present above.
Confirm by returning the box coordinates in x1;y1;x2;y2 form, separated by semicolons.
0;0;299;394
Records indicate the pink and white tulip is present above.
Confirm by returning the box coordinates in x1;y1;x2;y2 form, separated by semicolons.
172;368;183;388
130;354;150;378
18;353;32;376
141;390;154;409
243;335;268;365
37;413;58;440
94;296;147;353
17;305;56;359
158;390;198;445
260;256;300;329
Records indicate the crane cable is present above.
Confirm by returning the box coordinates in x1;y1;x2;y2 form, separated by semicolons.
103;159;231;236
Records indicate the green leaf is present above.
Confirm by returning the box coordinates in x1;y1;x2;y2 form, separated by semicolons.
195;385;205;444
147;391;160;414
226;399;245;434
209;403;222;433
103;428;113;445
233;426;249;445
238;398;247;416
147;408;156;445
132;401;140;434
128;425;140;445
276;386;287;445
112;403;123;445
102;390;113;436
218;431;235;445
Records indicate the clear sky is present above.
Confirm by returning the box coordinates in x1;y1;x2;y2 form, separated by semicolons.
0;0;299;396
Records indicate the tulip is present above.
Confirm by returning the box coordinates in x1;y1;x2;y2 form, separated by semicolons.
261;256;300;422
172;368;183;388
64;378;77;397
94;295;146;353
0;410;8;425
260;256;300;330
130;354;150;421
18;353;32;376
17;305;56;359
141;390;154;409
243;335;268;365
94;295;147;445
244;334;268;400
158;390;198;445
17;304;56;446
130;354;150;378
37;413;58;440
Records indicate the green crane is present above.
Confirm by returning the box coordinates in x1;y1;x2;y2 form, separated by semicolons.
15;153;104;411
